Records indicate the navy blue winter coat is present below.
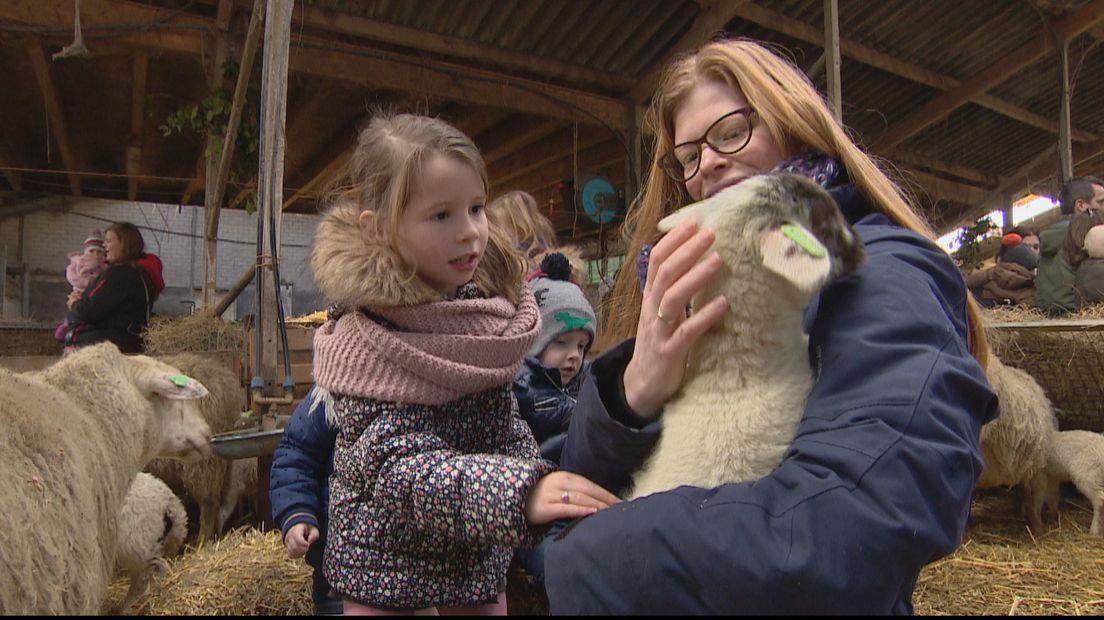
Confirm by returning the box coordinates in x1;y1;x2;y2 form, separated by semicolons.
269;391;336;583
543;185;998;614
513;356;589;464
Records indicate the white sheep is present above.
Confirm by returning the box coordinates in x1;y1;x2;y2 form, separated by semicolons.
145;352;253;542
112;472;188;614
974;354;1057;534
1029;430;1104;537
0;342;211;615
628;174;864;499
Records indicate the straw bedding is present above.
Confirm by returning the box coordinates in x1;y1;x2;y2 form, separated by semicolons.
983;305;1104;432
143;315;245;356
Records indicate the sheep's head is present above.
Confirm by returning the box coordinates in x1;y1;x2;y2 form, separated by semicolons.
658;174;864;310
126;354;213;462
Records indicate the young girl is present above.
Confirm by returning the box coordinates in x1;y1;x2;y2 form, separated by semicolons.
543;38;997;614
309;113;618;615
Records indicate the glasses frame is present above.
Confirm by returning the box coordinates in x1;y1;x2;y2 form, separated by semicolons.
661;107;756;183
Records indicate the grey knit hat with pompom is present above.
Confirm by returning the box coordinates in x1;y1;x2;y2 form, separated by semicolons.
527;252;597;358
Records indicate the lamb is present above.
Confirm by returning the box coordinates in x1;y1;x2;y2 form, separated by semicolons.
628;174;864;499
112;472;188;614
144;352;252;542
974;354;1057;534
0;342;211;615
1030;430;1104;537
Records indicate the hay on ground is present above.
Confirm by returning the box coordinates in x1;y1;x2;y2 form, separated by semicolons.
914;489;1104;615
102;527;312;616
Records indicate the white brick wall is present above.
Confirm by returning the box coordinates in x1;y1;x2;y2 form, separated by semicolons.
0;197;321;322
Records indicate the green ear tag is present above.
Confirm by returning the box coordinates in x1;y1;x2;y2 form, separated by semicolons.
781;224;826;257
170;373;190;387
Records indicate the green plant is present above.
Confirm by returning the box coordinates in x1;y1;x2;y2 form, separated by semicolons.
161;59;260;212
953;215;998;273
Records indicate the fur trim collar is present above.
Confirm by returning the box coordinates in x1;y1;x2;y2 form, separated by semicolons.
311;202;441;308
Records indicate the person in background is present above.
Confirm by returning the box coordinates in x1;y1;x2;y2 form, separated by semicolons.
542;37;996;615
309;112;617;615
64;222;164;353
270;387;343;616
966;232;1039;308
1064;210;1104;308
511;252;599;586
55;229;108;342
1035;176;1104;314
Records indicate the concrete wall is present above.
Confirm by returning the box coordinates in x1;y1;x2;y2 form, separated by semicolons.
0;197;321;323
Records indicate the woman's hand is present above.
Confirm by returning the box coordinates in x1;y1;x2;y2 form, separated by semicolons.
284;523;319;558
623;218;728;420
524;471;621;526
66;290;81;310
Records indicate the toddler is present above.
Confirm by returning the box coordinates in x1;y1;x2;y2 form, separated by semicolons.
55;230;108;342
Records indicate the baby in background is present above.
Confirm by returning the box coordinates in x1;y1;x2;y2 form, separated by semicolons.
55;230;108;342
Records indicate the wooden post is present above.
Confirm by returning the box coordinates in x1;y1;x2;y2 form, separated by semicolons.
1058;41;1073;183
823;0;843;123
201;2;233;308
256;0;293;398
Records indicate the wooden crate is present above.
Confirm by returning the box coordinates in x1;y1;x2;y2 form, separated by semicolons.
244;325;316;417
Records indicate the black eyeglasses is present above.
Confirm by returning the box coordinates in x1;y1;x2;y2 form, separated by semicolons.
661;107;756;182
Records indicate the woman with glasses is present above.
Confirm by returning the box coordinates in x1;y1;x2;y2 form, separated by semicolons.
543;38;997;614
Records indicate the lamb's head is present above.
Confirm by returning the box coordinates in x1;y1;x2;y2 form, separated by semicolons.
124;354;213;462
658;174;864;312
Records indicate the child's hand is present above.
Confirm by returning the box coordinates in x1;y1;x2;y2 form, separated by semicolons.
524;471;620;526
284;523;319;558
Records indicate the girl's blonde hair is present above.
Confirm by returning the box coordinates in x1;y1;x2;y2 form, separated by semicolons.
328;113;527;303
487;190;559;260
600;38;988;367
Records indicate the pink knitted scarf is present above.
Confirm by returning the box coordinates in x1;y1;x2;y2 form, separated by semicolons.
313;287;540;406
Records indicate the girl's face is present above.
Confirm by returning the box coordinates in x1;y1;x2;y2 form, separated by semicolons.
538;329;590;385
396;153;488;297
673;79;786;202
103;230;123;264
1022;234;1041;255
85;246;106;262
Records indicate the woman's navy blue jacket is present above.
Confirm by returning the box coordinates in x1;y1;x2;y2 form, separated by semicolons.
543;185;999;614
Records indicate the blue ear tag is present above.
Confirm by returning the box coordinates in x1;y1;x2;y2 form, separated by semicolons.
170;373;190;387
781;224;826;257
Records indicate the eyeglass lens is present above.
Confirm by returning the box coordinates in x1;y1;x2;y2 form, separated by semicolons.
670;110;753;181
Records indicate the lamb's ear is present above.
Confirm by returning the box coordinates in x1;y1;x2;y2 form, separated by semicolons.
135;367;210;400
760;221;833;295
657;200;709;234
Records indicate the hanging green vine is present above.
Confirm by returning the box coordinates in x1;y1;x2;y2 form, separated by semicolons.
161;58;261;212
952;215;998;273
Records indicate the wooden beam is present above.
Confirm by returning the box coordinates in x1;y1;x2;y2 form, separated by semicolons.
25;39;81;196
208;0;264;220
631;1;749;102
823;0;842;123
202;0;237;307
891;148;999;187
282;147;350;212
0;0;627;130
874;0;1104;152
736;1;1100;144
288;36;627;130
127;51;148;201
490;128;611;191
1058;42;1073;182
0;144;23;192
905;169;992;207
181;153;205;205
291;2;632;92
481;118;565;166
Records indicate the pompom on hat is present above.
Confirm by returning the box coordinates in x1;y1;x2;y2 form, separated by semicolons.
1001;232;1023;248
526;252;597;358
83;229;105;251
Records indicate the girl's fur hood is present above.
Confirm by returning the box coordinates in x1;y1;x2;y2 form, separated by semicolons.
311;202;442;308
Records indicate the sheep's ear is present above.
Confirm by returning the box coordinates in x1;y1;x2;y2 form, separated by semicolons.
138;369;210;400
760;222;833;295
657;200;709;234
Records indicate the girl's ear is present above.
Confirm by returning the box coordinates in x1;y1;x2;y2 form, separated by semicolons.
357;209;375;237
